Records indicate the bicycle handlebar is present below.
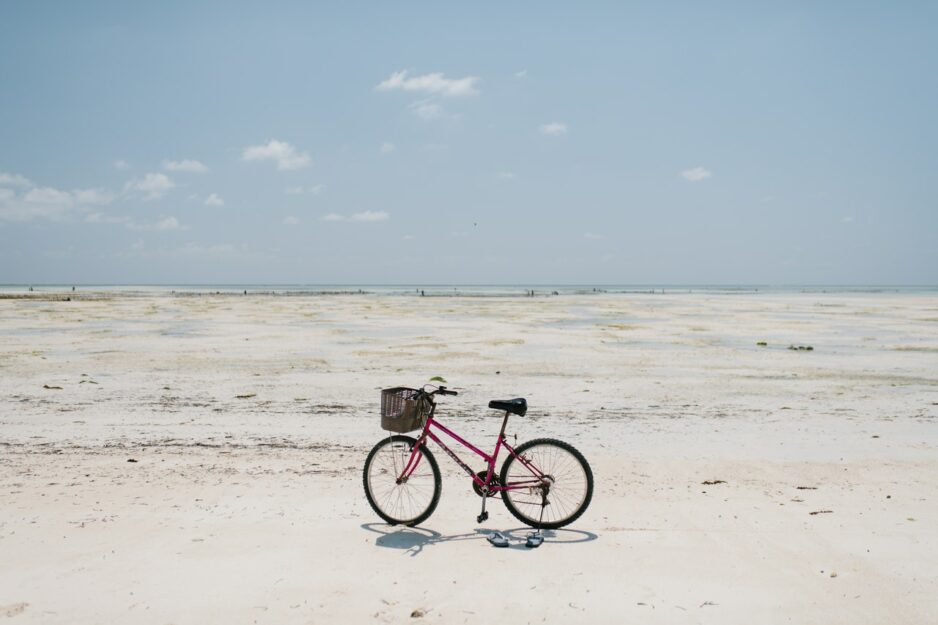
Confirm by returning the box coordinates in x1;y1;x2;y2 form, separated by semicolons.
422;384;458;397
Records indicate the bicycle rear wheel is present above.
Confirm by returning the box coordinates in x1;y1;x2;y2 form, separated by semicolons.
363;435;441;526
499;438;593;529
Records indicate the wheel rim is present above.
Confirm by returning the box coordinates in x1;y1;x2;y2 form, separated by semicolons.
503;444;589;525
366;440;436;523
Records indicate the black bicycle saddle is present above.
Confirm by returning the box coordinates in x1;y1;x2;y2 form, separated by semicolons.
488;398;527;416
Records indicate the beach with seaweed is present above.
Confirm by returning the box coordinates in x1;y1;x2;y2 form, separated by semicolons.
1;288;936;623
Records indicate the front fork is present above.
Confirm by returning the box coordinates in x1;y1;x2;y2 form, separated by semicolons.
396;436;426;484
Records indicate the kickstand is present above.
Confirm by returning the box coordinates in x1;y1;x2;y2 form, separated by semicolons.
526;484;548;549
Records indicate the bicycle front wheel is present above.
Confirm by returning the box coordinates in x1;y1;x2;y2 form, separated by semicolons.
363;435;441;526
500;438;593;529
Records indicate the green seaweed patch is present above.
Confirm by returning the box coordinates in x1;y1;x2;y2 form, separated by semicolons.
756;341;767;347
788;345;814;351
429;375;447;383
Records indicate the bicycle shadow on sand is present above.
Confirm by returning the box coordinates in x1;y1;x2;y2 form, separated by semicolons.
361;523;599;557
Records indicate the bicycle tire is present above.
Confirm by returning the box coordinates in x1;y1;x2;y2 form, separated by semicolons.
499;438;593;529
363;435;442;526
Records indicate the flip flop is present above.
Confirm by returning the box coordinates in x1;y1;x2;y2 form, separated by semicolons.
487;531;509;548
525;533;544;548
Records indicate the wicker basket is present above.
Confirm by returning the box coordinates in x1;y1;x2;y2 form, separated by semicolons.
380;387;431;433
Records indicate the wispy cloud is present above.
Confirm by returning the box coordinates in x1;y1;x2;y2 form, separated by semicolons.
85;212;131;225
380;142;396;154
285;184;324;195
73;188;116;205
283;216;300;225
0;176;116;222
112;160;130;171
515;69;528;78
117;241;261;261
583;232;603;240
0;172;33;187
204;193;224;206
322;210;390;222
409;99;445;120
376;70;479;97
125;173;175;200
352;210;389;222
145;216;184;231
496;171;516;179
539;122;568;136
85;212;185;231
242;140;311;170
681;166;712;182
163;159;208;173
841;216;854;224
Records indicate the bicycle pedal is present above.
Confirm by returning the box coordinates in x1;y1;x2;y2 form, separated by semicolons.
476;511;489;523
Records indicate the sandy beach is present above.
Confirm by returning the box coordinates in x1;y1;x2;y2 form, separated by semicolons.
1;289;936;624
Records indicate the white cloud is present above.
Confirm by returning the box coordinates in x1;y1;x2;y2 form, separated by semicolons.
163;159;208;173
0;172;32;187
113;160;130;170
155;216;182;230
85;212;131;225
119;241;254;261
351;210;389;222
0;176;116;222
125;173;175;200
376;70;479;97
681;166;712;182
496;171;516;179
515;69;527;78
842;216;854;224
322;211;389;222
24;187;73;206
204;193;224;206
85;212;185;231
583;232;604;240
285;184;324;196
242;140;311;170
409;99;445;120
283;216;300;225
539;122;568;136
380;142;396;154
73;188;116;205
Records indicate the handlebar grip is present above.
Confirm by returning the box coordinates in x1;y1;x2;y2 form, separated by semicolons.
439;389;458;396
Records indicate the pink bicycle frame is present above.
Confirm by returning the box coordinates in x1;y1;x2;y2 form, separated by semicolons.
397;401;546;493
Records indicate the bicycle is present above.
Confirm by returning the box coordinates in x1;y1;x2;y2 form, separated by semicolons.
362;384;593;533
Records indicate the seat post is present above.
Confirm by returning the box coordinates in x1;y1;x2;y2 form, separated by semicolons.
498;411;510;440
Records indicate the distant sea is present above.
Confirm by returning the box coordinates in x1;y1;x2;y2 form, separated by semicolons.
1;284;935;297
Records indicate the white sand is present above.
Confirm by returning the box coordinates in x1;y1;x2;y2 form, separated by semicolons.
1;290;936;623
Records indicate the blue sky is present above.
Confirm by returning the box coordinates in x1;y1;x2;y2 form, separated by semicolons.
1;2;936;284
